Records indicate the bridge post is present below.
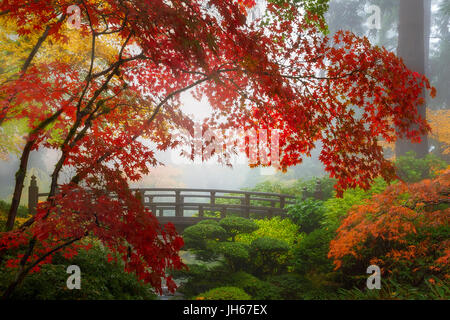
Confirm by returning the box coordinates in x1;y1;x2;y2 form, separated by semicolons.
268;200;275;218
279;196;285;210
28;175;39;215
244;194;250;218
139;189;146;206
210;191;216;214
210;191;216;205
198;205;204;217
175;190;183;217
181;195;185;217
148;195;156;215
314;179;323;200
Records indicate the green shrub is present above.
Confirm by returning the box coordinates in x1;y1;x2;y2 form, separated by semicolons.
219;216;258;240
292;228;335;275
322;177;388;229
173;264;229;298
0;201;31;231
193;211;221;218
196;286;251;300
267;273;308;300
0;240;156;300
235;217;301;248
183;218;256;262
249;237;290;275
183;223;228;241
250;237;290;253
395;151;447;183
227;271;259;285
0;200;29;218
183;223;228;259
197;219;220;225
227;271;282;300
216;242;250;271
286;198;325;233
246;281;282;300
245;180;298;195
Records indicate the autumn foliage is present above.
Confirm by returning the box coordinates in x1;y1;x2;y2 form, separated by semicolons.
329;168;450;282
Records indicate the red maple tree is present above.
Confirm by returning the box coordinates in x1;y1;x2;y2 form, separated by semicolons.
0;0;435;298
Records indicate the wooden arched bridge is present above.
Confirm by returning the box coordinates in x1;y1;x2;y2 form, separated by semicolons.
130;188;297;231
28;176;301;231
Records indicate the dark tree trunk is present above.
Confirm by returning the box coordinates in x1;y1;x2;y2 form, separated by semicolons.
395;0;429;158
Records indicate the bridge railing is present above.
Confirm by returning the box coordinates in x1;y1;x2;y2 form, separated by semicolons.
131;188;296;219
28;175;297;219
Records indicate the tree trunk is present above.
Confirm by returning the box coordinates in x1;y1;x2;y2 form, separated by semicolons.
395;0;429;158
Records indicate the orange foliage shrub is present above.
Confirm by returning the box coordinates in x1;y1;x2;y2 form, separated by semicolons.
329;169;450;282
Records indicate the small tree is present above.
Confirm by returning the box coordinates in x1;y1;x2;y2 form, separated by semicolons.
329;169;450;286
182;218;258;269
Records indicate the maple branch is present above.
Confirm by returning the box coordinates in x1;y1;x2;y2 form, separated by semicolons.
96;10;129;35
20;15;64;75
69;74;213;186
77;0;98;114
91;54;145;79
16;62;141;232
5;107;66;231
48;30;135;199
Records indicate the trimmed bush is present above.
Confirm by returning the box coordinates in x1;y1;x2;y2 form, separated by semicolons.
292;228;335;275
181;217;257;266
183;223;228;258
219;216;258;240
231;272;282;299
217;242;250;270
196;286;251;300
197;219;220;225
286;198;325;233
267;273;308;300
183;223;228;241
250;237;290;253
249;237;290;275
235;217;301;248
